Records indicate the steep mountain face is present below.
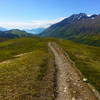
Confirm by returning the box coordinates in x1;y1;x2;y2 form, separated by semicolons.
0;29;33;38
40;13;100;46
24;28;45;34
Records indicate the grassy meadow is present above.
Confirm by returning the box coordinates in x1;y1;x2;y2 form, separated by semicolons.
0;37;100;99
0;37;55;100
57;39;100;92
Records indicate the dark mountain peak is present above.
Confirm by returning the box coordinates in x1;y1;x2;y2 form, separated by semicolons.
69;13;88;21
60;13;88;24
71;13;87;17
40;13;100;46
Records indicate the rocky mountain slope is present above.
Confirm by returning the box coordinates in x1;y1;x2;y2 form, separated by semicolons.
40;13;100;46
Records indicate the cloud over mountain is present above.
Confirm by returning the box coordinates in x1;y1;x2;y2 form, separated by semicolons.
0;17;66;30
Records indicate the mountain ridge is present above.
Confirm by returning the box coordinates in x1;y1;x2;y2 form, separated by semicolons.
40;13;100;46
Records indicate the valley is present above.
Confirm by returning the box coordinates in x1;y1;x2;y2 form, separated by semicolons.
0;0;100;99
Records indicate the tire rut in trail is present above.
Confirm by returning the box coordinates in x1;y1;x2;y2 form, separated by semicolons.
48;42;97;100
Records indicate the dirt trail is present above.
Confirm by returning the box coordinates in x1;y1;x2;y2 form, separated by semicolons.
48;42;97;100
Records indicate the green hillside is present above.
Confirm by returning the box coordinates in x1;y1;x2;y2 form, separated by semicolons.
40;13;100;46
0;37;100;99
0;29;33;38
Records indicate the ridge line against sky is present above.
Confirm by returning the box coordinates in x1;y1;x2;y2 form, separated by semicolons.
0;0;100;29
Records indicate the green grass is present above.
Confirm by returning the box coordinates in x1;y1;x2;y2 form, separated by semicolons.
0;37;48;62
57;39;100;92
0;37;55;100
0;37;100;99
36;59;48;81
0;51;49;99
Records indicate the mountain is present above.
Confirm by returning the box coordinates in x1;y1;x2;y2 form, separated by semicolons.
0;29;33;38
0;27;7;31
24;28;45;34
40;13;100;46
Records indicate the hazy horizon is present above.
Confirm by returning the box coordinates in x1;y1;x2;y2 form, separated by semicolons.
0;0;100;29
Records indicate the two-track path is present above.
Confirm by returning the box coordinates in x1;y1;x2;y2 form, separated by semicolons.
48;42;97;100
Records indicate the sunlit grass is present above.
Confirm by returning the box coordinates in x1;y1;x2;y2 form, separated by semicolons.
0;37;55;99
0;37;100;98
57;39;100;92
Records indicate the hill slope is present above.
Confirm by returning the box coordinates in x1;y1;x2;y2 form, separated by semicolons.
0;37;100;98
40;13;100;46
0;29;33;38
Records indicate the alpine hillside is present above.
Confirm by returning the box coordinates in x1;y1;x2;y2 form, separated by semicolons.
0;29;33;38
40;13;100;46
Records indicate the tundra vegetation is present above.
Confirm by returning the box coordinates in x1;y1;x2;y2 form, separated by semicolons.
0;37;100;99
